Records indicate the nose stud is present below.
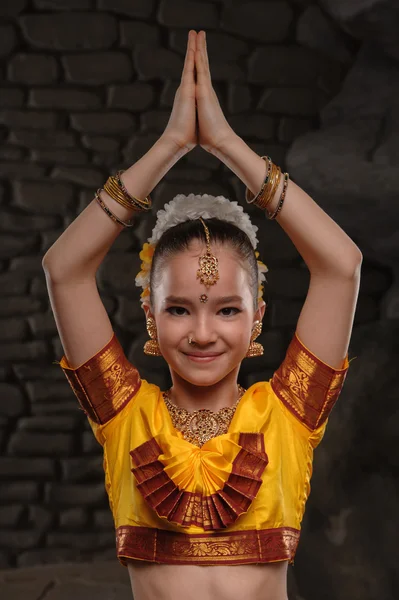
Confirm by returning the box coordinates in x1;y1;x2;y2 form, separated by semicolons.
188;335;195;345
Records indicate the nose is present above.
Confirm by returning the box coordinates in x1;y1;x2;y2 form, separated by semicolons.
191;314;217;346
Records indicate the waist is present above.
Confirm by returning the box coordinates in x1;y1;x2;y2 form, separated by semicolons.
127;560;289;600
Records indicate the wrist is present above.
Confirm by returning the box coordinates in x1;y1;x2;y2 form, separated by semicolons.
159;134;193;159
210;132;241;158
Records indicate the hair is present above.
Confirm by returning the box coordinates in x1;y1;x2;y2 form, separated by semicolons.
149;218;260;311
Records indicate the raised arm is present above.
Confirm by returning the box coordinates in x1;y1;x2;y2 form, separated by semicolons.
194;30;362;373
43;30;198;373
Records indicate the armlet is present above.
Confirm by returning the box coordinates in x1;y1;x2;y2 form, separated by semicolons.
57;332;141;425
270;332;350;431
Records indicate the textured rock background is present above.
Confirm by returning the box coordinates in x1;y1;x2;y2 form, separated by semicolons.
0;1;397;599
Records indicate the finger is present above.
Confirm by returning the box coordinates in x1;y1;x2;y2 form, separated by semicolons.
201;30;210;72
181;30;196;86
195;31;211;85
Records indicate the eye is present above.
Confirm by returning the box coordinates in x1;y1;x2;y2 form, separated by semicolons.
166;306;188;316
219;307;241;317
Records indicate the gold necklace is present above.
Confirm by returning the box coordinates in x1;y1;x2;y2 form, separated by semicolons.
162;384;246;447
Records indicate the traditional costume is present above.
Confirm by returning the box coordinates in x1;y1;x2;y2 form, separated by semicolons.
55;190;353;567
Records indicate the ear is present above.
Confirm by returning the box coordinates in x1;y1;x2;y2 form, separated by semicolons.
254;300;266;324
143;303;154;321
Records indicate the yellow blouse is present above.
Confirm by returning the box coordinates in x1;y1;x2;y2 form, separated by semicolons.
57;331;351;567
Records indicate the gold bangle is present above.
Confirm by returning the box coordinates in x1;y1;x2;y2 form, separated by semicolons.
255;163;279;211
115;171;152;211
104;175;151;212
245;156;272;204
104;177;145;212
95;189;135;227
257;165;282;211
268;172;289;220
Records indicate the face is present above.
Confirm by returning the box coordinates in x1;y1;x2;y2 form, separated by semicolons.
145;240;265;387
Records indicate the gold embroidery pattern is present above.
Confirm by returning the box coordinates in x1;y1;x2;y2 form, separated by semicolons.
60;333;141;425
116;525;300;566
270;332;349;430
130;433;269;530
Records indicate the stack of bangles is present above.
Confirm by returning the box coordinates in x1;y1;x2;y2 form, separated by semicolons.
245;156;289;220
95;170;152;228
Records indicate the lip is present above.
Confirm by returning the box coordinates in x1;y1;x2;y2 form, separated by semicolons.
184;352;223;363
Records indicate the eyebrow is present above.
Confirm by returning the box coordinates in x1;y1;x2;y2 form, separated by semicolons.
164;295;244;305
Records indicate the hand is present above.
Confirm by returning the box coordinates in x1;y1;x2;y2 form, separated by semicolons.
162;30;198;152
195;30;235;153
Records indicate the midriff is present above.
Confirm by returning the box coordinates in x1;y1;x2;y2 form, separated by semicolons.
127;560;289;600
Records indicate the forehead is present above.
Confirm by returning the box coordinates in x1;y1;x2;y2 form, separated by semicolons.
157;240;250;297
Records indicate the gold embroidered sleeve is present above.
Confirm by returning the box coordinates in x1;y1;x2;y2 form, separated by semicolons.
56;332;141;425
270;331;350;431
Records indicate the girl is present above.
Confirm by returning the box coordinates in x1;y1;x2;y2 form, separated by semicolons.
43;30;362;600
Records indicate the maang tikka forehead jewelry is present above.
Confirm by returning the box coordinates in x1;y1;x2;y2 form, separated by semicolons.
197;217;219;292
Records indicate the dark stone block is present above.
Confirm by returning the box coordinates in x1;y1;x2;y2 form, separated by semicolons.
278;117;314;143
0;383;26;417
0;110;58;130
61;456;104;482
19;13;118;51
50;166;104;188
0;162;46;179
0;88;24;108
63;52;132;84
30;88;101;109
7;431;74;457
0;318;29;342
81;135;120;152
0;457;54;479
120;20;160;47
134;46;182;80
71;112;136;135
98;0;155;18
46;530;115;551
158;0;218;28
0;338;47;362
249;46;328;85
0;211;60;233
9;130;76;149
107;83;154;111
227;84;252;114
31;148;90;167
0;25;17;58
8;54;59;84
229;114;274;140
33;0;91;8
0;504;24;528
45;482;106;506
59;507;88;529
17;415;80;432
221;1;293;42
0;482;39;502
13;180;75;214
259;88;327;116
0;0;27;17
0;529;42;550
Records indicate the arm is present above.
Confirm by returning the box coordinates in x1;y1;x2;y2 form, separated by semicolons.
210;135;362;277
194;29;362;375
42;136;188;283
43;30;198;380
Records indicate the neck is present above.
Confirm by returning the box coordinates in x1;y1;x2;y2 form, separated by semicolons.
167;365;242;412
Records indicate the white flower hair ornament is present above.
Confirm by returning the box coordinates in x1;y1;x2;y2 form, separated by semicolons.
135;194;268;308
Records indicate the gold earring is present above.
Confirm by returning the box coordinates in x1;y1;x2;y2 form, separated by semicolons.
245;320;264;358
143;317;162;356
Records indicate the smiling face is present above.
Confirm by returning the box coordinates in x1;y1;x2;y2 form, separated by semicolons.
144;239;265;388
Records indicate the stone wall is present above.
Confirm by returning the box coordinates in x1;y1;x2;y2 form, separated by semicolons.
0;1;397;599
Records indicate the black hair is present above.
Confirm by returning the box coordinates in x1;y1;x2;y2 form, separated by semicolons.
149;218;260;310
